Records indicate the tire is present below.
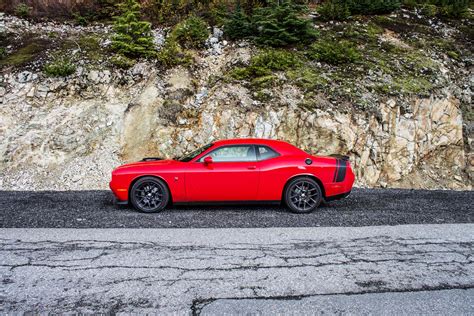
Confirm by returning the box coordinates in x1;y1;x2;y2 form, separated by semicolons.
130;177;170;213
284;177;322;214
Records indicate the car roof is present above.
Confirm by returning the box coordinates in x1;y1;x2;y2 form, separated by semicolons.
211;138;305;155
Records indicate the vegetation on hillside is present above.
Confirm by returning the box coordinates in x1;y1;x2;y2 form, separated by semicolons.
0;0;471;103
43;58;76;77
317;0;470;20
224;1;318;46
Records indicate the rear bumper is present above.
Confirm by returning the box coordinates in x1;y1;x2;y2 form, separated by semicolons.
325;160;355;199
325;190;351;202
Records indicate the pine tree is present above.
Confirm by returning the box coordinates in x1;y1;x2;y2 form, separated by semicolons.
224;3;252;40
251;0;317;47
112;0;156;58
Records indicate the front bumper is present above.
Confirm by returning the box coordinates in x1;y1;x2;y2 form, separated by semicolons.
109;181;129;204
114;197;129;206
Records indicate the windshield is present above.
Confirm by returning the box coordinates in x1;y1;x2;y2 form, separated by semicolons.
176;143;214;162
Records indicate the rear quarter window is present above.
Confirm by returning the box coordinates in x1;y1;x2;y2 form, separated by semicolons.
257;145;280;161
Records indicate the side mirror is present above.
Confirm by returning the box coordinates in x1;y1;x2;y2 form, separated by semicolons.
203;156;213;165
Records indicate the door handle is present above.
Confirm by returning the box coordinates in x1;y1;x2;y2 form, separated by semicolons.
247;166;257;170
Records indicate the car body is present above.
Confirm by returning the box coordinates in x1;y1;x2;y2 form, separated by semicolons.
109;138;355;213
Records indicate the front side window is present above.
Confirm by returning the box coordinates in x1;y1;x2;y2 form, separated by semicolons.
200;145;257;162
257;145;280;161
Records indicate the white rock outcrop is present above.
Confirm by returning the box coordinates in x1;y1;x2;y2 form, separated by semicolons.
0;49;470;190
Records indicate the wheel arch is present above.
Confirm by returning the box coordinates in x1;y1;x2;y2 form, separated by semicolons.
281;174;326;201
128;175;173;205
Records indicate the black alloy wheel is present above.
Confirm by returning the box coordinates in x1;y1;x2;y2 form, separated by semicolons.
284;177;322;213
130;177;170;213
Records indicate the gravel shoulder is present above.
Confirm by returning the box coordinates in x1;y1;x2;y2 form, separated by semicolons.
0;188;473;228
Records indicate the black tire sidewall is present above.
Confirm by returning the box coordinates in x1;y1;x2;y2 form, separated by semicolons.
130;177;170;213
285;177;322;214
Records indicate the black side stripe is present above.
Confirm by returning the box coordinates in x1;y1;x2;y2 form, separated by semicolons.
333;158;339;182
333;159;347;183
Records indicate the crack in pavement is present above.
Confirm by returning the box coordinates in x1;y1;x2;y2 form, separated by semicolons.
0;225;473;313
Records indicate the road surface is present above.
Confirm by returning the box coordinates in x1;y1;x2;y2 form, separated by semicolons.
1;225;473;314
1;188;472;313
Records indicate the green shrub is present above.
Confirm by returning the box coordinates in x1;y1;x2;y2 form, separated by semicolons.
347;0;401;15
78;35;101;51
252;50;301;71
420;3;438;16
251;75;277;88
171;15;210;49
96;0;121;19
112;0;156;58
317;0;351;21
250;0;318;47
232;50;301;79
224;5;252;40
15;3;32;18
436;0;470;17
447;50;460;60
110;54;136;68
73;13;91;26
156;15;208;67
145;0;229;25
0;47;6;59
157;38;193;67
204;0;231;26
145;0;192;25
287;68;328;90
402;0;418;8
317;0;400;20
43;59;76;77
144;0;271;25
308;40;361;65
402;0;469;18
223;0;317;46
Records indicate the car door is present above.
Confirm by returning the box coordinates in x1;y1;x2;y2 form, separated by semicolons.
255;144;286;201
185;144;260;201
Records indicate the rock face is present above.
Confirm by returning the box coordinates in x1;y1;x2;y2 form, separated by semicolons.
0;11;472;191
0;46;471;190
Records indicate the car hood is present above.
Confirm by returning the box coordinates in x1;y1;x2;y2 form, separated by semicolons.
114;159;179;170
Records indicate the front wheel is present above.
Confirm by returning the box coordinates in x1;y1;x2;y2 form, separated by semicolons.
284;177;322;213
130;177;170;213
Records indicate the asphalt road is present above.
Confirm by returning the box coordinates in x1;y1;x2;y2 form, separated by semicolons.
1;225;473;314
201;289;474;315
0;188;473;228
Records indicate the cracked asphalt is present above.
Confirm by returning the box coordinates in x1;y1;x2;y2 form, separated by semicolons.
0;188;473;228
1;225;473;314
200;289;474;315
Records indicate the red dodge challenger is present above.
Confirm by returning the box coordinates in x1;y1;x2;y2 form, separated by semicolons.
110;138;355;213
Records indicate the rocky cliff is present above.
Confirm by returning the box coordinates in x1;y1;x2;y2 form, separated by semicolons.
0;12;472;190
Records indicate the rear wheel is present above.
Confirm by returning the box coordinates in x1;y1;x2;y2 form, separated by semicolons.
130;177;169;213
284;177;322;213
